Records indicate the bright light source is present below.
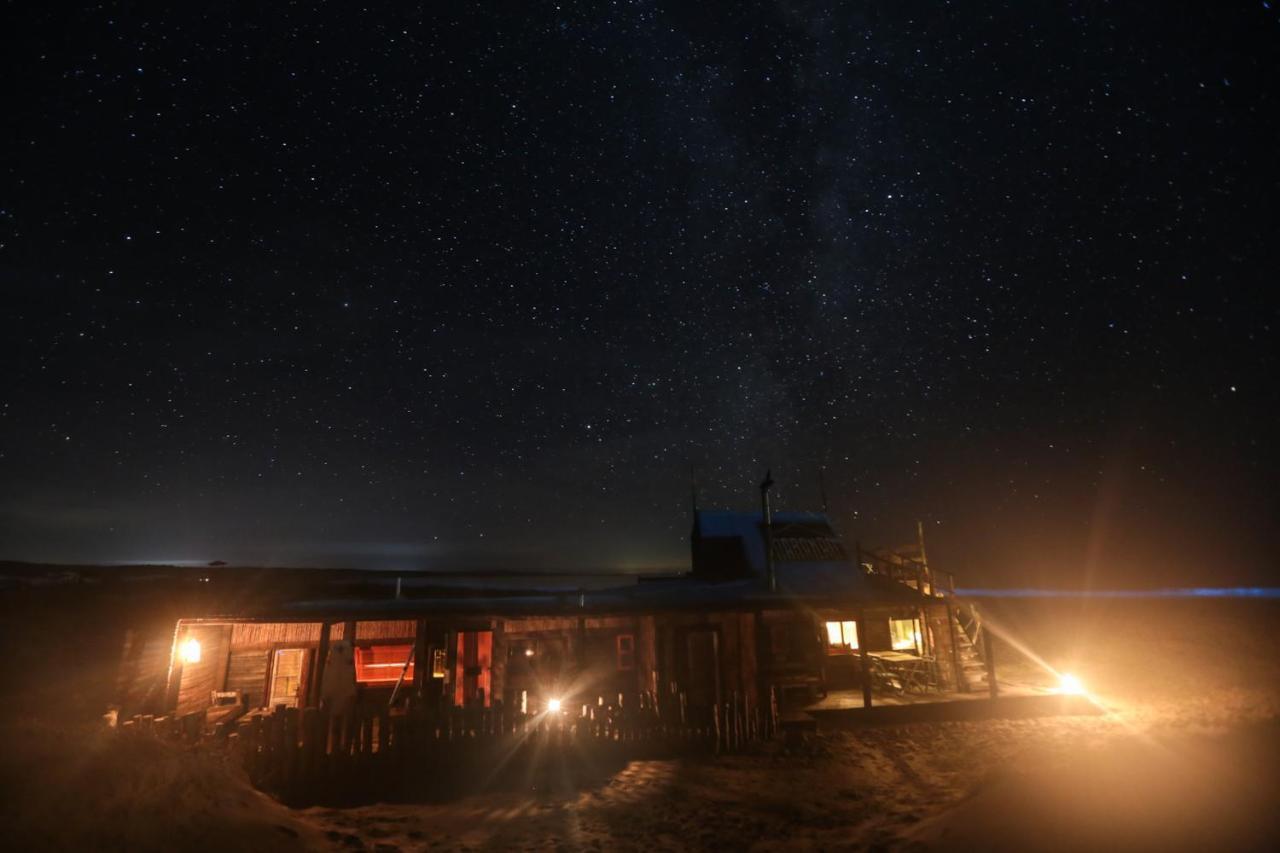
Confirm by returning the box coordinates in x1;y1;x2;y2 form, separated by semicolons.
547;697;562;713
524;647;535;657
179;637;202;664
1057;672;1085;695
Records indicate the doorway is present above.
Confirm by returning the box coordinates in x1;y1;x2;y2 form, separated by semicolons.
268;647;307;708
454;630;493;707
682;627;721;713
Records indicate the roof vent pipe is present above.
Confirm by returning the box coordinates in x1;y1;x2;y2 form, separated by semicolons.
760;470;776;593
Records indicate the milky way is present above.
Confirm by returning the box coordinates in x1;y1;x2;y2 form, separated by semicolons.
2;3;1276;583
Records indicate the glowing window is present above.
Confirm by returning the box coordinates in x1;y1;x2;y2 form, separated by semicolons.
616;634;635;671
269;648;305;707
355;644;415;684
824;620;858;650
890;618;921;651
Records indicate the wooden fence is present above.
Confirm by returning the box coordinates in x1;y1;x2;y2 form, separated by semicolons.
128;690;779;803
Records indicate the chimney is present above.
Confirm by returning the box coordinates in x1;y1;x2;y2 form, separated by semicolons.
760;470;776;592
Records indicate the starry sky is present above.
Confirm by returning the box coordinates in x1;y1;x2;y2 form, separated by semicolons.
2;2;1276;587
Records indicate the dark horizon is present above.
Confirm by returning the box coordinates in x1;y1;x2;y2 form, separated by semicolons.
3;4;1276;588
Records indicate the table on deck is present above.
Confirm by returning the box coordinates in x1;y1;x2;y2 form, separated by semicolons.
868;651;937;693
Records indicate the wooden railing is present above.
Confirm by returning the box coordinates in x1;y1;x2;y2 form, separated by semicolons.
857;548;953;598
163;689;781;803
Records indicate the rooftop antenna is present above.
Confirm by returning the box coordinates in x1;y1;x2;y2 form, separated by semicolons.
690;464;700;516
760;469;776;593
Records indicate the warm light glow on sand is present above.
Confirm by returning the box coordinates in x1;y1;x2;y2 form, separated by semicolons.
179;637;202;664
547;697;562;713
1057;672;1086;695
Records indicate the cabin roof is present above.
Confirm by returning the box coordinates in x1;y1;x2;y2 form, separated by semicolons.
693;508;854;579
261;558;926;621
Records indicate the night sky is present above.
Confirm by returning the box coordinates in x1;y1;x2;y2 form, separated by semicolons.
2;3;1276;587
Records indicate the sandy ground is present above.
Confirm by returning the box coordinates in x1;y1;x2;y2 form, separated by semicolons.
3;595;1278;851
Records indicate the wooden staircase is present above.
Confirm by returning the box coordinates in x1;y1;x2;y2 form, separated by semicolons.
951;601;989;691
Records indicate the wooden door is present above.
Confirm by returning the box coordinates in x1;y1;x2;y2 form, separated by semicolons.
454;630;493;707
683;628;721;712
268;648;307;708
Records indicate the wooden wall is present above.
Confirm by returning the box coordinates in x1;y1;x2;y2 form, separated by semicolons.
355;620;416;641
231;622;326;648
225;648;271;707
175;624;231;716
223;619;418;650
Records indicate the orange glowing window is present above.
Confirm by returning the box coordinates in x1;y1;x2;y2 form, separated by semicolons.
616;634;635;671
354;644;415;684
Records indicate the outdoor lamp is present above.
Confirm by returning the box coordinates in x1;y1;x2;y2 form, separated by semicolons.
1057;672;1085;695
179;637;202;664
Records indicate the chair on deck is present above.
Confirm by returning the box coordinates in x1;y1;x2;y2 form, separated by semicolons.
899;656;939;693
869;658;904;695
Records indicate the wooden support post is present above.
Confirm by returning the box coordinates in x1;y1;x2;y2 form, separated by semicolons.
712;701;722;754
218;624;234;694
983;625;999;699
856;607;872;708
413;619;429;702
161;619;185;714
490;618;506;707
445;629;458;706
753;609;769;731
310;621;331;708
947;603;964;692
916;520;931;596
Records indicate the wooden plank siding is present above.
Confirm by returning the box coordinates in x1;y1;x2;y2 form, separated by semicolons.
230;622;328;648
355;620;417;641
175;624;231;716
225;649;271;708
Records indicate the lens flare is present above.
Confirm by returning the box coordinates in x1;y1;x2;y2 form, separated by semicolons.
1057;672;1085;695
547;697;562;713
179;637;202;664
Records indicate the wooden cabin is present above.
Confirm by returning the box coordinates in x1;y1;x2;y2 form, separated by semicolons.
118;511;981;728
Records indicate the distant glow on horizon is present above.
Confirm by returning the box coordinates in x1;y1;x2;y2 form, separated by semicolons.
956;587;1280;599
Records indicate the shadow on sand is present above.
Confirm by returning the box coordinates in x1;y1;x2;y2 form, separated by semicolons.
809;693;1102;729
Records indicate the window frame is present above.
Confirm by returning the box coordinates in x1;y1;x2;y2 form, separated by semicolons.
823;619;859;652
615;633;635;671
889;618;921;652
268;647;306;708
354;643;416;685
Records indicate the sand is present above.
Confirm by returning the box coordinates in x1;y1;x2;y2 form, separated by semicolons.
3;594;1278;850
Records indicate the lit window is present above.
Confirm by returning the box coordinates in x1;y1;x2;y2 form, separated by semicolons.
616;634;635;671
354;644;415;684
824;620;858;650
890;618;921;651
269;648;305;707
